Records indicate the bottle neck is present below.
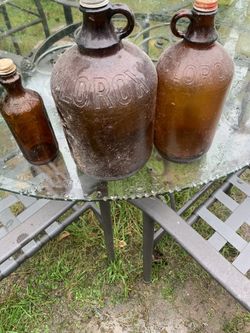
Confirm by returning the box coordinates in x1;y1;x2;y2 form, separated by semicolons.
76;4;119;51
185;9;218;44
0;73;25;95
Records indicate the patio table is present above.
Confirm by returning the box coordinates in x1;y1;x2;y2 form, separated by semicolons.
0;0;250;310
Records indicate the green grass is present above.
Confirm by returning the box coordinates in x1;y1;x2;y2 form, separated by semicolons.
0;188;249;332
223;313;250;333
0;202;143;332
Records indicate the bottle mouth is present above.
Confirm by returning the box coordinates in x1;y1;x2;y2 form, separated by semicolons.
79;0;109;9
0;58;16;76
193;0;218;12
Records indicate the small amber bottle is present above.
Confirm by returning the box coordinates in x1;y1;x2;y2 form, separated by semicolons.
154;0;234;162
0;59;58;165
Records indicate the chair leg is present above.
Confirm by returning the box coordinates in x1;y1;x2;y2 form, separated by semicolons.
169;192;176;211
63;5;73;25
99;201;115;262
34;0;50;37
143;212;155;283
1;5;21;54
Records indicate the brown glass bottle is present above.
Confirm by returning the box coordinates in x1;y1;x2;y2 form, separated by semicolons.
154;0;234;162
51;0;157;180
0;59;58;165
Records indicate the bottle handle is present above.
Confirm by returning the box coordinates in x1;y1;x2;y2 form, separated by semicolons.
110;4;135;40
171;9;193;39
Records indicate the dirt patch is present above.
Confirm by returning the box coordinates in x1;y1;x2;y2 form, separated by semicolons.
46;279;247;333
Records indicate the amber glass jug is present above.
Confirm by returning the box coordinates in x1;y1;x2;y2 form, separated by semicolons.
51;0;157;180
154;0;234;162
0;59;58;165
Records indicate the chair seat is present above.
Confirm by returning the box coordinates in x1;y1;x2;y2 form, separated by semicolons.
0;193;97;279
130;167;250;311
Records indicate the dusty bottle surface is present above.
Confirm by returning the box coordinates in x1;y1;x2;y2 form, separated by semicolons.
154;0;234;163
51;0;157;180
0;59;58;165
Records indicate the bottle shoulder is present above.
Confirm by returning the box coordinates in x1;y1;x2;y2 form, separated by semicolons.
52;42;156;73
1;89;43;116
158;40;233;59
157;40;234;72
157;41;234;90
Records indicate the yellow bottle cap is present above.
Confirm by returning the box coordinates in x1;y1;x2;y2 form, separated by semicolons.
193;0;218;11
0;58;17;76
79;0;109;8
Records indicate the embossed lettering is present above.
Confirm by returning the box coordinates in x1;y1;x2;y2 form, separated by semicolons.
201;65;210;80
183;65;196;85
170;62;226;87
59;77;72;104
214;62;225;81
112;74;132;106
94;77;113;109
124;70;150;98
73;76;90;108
172;63;182;84
59;70;149;109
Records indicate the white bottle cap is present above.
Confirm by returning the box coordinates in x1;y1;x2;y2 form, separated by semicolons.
0;58;17;76
79;0;109;8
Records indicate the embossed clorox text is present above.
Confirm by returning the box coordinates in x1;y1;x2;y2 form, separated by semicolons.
172;62;227;85
58;70;149;109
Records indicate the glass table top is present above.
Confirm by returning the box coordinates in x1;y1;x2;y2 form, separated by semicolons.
0;0;250;201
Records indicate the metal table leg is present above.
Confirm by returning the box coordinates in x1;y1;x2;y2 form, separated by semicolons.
143;212;155;283
99;201;115;262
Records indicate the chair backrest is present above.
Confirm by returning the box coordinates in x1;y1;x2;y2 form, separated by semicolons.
0;0;50;55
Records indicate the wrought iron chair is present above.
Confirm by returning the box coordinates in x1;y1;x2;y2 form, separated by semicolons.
0;193;114;279
52;0;74;25
131;167;250;310
0;0;50;55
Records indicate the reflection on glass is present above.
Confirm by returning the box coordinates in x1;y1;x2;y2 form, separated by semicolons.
31;153;72;196
238;80;250;131
76;170;106;199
